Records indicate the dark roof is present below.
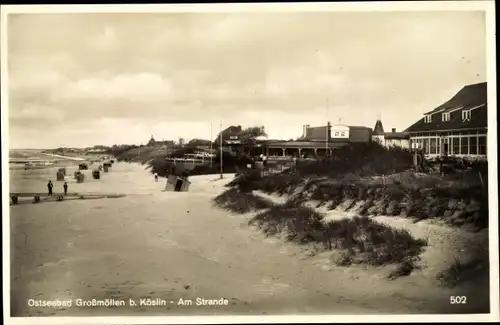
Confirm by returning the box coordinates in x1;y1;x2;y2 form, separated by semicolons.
373;120;384;135
214;125;243;143
384;132;410;140
349;127;372;143
301;125;329;140
406;82;487;133
424;82;487;114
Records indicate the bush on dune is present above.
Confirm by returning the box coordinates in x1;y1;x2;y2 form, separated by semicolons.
213;188;274;214
248;200;427;278
436;250;489;288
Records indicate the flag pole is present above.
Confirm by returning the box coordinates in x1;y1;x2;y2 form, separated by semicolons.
325;98;329;157
210;123;213;168
220;120;223;179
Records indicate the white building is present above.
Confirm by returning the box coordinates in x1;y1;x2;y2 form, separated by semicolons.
371;120;410;148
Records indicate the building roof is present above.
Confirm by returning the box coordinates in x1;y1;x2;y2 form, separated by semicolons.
300;125;329;140
373;120;385;135
214;125;243;144
349;126;373;142
424;82;487;114
405;82;487;133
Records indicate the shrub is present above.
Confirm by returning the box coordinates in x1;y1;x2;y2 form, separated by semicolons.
213;188;274;214
247;201;427;277
436;254;489;288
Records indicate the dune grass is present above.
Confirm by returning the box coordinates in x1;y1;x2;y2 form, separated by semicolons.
436;254;489;288
249;202;427;276
213;187;427;278
213;187;274;214
227;164;488;230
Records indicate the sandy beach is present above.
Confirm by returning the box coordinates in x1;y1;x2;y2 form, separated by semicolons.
9;162;489;316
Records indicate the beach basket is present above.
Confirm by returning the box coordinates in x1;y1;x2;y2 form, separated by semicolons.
56;171;65;181
165;175;191;192
78;163;88;170
103;165;109;172
77;173;85;183
92;170;100;179
58;167;66;176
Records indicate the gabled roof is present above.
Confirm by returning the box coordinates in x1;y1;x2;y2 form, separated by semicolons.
405;82;487;133
213;125;243;143
349;126;372;142
424;82;487;115
300;125;329;140
373;120;384;135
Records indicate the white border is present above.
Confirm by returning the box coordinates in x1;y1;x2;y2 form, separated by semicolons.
1;1;498;324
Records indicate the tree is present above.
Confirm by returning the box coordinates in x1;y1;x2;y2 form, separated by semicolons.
238;126;267;155
186;138;212;148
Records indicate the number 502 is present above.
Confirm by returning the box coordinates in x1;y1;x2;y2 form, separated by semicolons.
450;296;467;304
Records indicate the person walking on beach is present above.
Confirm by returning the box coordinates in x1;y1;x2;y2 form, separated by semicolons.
154;173;158;182
47;180;53;196
63;182;68;195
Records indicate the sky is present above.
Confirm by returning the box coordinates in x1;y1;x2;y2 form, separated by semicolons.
6;10;487;149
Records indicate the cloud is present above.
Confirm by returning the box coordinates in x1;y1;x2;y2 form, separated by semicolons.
57;73;174;102
6;11;487;148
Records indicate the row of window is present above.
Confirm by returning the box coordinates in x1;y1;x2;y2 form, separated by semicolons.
333;132;346;137
410;130;485;137
411;135;487;155
423;110;473;123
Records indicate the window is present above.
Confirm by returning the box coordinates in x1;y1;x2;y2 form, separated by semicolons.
442;113;450;122
334;132;339;137
478;136;487;155
430;138;437;154
423;138;429;154
462;110;471;121
460;136;469;155
340;132;345;137
451;137;459;155
470;136;478;155
424;115;432;123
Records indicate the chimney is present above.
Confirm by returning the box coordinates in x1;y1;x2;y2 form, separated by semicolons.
392;128;396;133
303;124;310;137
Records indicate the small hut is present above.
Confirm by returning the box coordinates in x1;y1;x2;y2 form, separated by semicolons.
92;170;100;179
78;163;88;170
165;175;191;192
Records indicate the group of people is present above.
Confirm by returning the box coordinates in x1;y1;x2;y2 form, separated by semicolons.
46;180;68;196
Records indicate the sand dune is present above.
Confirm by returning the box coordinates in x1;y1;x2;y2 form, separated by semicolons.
9;162;488;316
